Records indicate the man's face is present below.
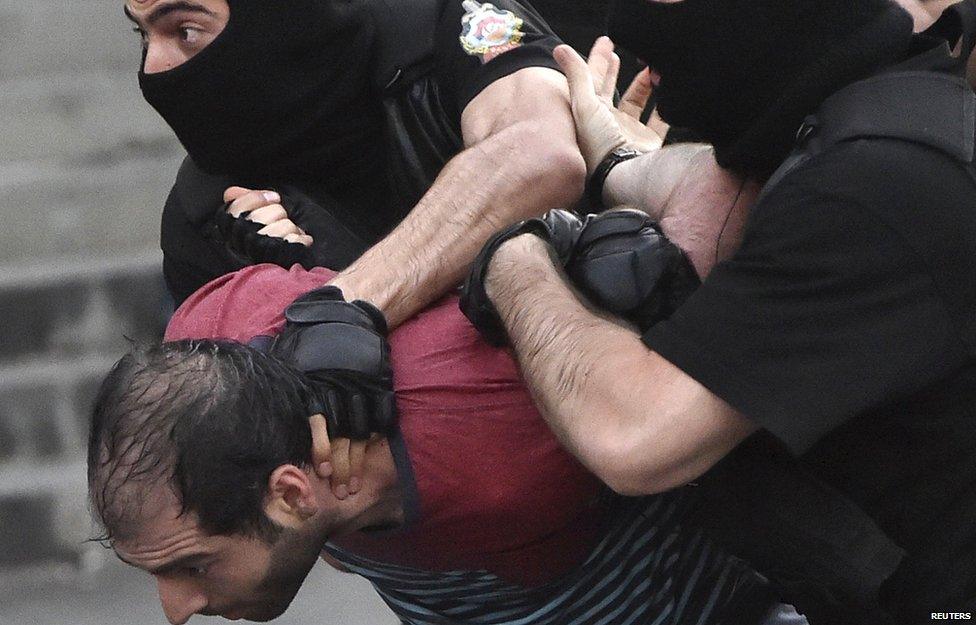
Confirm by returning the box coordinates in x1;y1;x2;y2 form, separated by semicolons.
113;487;322;625
124;0;230;74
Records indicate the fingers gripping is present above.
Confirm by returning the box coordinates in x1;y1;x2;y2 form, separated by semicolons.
568;210;701;330
214;189;313;265
620;68;654;119
605;53;622;101
554;44;599;112
346;441;366;493
330;437;353;497
226;189;281;217
223;186;252;204
249;203;289;226
309;413;334;478
587;37;618;101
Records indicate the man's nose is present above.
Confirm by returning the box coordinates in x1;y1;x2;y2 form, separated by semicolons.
156;576;207;625
143;42;180;75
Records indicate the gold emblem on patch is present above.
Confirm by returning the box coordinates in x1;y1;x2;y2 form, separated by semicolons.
459;0;525;63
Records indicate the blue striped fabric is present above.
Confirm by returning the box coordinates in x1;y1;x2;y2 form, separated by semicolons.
324;491;771;625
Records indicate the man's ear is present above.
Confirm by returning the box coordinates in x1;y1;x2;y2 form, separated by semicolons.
264;464;318;527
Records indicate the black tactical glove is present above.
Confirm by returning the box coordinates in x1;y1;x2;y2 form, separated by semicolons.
214;196;311;268
567;209;700;331
460;209;584;346
461;208;701;344
214;188;367;271
270;286;396;440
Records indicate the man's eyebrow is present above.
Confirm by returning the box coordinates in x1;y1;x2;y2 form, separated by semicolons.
113;549;207;576
123;1;217;27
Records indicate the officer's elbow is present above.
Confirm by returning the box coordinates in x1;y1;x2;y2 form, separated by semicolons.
585;416;694;497
520;122;586;208
548;143;587;205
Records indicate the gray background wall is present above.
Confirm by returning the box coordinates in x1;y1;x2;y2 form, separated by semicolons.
0;1;393;623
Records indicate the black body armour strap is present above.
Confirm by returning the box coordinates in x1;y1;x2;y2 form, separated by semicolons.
759;69;974;204
815;71;974;161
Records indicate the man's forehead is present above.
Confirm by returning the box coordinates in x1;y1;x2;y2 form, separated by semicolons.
107;480;186;542
124;0;222;20
112;500;209;568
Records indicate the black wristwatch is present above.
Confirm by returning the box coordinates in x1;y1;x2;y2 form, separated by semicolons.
585;147;644;211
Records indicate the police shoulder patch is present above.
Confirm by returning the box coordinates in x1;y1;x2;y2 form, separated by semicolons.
459;0;525;63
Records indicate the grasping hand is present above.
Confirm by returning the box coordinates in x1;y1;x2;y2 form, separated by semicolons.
553;37;668;176
309;413;375;500
223;186;313;247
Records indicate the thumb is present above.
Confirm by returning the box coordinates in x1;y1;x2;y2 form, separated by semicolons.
223;186;252;203
554;45;599;109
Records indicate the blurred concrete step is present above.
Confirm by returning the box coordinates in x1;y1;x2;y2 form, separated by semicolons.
0;355;125;461
0;153;184;263
0;494;68;567
0;251;168;361
0;253;169;569
0;355;122;568
0;70;176;164
0;0;138;80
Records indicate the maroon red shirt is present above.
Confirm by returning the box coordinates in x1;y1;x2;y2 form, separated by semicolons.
166;264;606;587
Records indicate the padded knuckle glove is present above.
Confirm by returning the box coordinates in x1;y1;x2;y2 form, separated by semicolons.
568;209;701;331
271;286;396;440
460;209;584;346
274;186;370;271
214;202;311;268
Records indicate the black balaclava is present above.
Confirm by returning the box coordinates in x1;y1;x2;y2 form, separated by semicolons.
607;0;914;176
139;0;382;184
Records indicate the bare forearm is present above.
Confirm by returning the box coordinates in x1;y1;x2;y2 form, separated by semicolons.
604;144;759;278
486;236;756;494
331;123;583;327
487;239;640;469
601;143;714;218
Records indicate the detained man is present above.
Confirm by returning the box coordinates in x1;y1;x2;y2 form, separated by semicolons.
87;260;807;625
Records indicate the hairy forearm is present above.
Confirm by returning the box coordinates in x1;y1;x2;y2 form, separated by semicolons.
487;239;640;467
486;236;756;495
330;122;584;327
603;144;759;278
601;143;714;219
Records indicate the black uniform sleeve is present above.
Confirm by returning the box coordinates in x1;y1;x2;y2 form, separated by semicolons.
434;0;563;114
160;157;246;306
643;142;973;455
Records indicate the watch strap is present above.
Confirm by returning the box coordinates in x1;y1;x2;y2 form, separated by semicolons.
586;148;643;211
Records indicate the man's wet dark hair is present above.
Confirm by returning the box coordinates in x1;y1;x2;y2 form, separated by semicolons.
88;339;318;543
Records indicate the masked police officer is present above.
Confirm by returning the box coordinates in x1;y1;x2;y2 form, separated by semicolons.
463;0;976;622
125;0;585;314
